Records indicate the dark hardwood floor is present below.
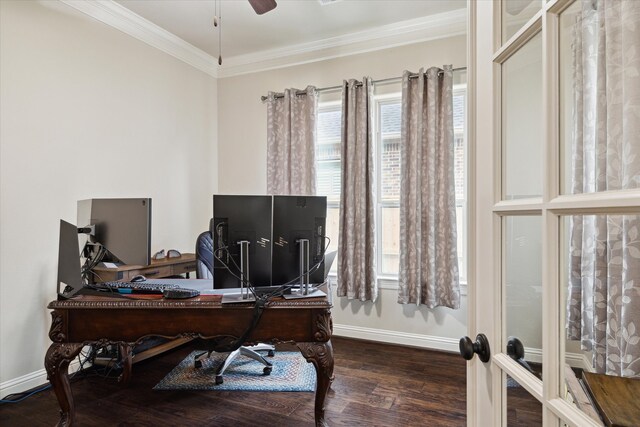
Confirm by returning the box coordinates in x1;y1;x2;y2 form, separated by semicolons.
1;337;467;426
0;337;545;426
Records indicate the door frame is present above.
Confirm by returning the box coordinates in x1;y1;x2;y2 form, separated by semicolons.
466;0;640;425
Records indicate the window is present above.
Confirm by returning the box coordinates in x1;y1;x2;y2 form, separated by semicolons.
316;102;342;260
316;84;467;283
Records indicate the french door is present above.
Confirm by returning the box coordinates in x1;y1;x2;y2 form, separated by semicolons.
468;0;640;426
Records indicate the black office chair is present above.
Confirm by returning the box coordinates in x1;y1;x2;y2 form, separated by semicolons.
194;230;275;385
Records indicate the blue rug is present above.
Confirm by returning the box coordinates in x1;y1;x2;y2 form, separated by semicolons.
154;351;316;392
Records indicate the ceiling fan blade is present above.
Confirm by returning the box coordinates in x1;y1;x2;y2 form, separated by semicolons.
248;0;277;15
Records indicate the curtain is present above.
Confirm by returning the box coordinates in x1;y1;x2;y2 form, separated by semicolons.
336;78;377;302
398;66;460;309
266;86;318;195
566;0;640;377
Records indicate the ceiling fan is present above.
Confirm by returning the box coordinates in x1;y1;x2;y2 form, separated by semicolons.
214;0;276;65
248;0;277;15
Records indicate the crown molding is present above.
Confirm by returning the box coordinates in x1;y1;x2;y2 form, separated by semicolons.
59;0;218;78
218;8;467;78
59;1;465;80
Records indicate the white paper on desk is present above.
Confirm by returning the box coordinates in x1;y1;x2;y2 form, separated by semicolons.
102;262;118;269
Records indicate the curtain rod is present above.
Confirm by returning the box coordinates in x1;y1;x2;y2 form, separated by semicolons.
260;66;467;101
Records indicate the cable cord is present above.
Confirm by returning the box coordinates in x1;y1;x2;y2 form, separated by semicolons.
213;236;331;301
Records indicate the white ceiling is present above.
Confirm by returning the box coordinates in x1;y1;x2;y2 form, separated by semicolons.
116;0;467;60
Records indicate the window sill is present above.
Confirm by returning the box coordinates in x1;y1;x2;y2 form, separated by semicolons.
327;274;468;296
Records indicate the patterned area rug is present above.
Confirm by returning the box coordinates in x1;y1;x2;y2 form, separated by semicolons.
154;351;316;392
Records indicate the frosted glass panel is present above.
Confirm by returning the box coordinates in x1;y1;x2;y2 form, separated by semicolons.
502;33;543;200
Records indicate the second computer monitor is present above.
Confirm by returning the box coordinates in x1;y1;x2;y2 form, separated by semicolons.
212;195;272;289
77;198;152;266
271;195;327;286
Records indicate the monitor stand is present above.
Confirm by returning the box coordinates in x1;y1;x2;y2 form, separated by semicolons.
282;287;326;299
221;292;257;304
222;240;255;304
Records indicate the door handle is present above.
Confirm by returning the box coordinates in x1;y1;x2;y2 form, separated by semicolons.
459;333;491;363
506;336;539;378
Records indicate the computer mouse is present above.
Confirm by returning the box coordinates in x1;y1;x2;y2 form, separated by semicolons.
131;275;147;282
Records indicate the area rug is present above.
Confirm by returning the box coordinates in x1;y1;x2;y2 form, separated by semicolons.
154;351;316;392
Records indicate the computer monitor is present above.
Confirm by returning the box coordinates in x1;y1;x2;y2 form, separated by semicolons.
271;195;327;286
77;198;152;266
57;219;85;297
211;195;272;289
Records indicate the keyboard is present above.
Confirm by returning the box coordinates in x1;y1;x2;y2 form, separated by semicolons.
94;281;181;295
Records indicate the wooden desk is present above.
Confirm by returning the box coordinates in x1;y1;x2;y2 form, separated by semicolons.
582;372;640;427
45;290;334;427
91;253;197;282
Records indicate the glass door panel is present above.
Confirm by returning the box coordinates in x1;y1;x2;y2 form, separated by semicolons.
506;374;543;426
559;0;640;195
502;33;543;200
561;213;640;423
505;216;543;373
502;0;543;42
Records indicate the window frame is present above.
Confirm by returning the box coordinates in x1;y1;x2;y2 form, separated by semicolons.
316;83;468;291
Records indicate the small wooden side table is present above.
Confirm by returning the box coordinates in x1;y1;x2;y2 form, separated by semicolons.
91;253;197;282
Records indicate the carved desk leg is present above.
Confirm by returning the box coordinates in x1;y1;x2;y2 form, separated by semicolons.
118;343;132;384
45;343;84;427
298;340;334;427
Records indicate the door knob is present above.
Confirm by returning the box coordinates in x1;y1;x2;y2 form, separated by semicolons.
459;333;491;363
506;336;539;378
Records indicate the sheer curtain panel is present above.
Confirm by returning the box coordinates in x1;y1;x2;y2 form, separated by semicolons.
336;78;378;302
266;86;318;195
398;66;460;308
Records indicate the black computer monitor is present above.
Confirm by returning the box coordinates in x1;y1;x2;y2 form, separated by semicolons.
77;198;152;266
271;195;327;286
57;219;85;297
211;195;272;289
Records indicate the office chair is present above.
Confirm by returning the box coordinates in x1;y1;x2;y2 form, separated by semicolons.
194;230;275;385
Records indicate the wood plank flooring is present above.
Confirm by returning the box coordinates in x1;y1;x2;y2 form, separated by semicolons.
0;337;534;426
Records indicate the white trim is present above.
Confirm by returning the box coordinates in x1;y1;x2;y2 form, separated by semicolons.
58;1;466;79
332;324;460;353
494;353;543;400
60;0;218;78
217;9;467;78
514;346;592;372
0;359;83;400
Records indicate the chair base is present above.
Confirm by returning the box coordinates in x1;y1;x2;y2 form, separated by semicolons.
194;343;275;385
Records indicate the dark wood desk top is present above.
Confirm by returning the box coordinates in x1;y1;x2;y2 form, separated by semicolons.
582;372;640;427
48;291;332;344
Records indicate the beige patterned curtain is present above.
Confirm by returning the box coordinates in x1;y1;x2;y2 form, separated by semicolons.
398;66;460;309
566;0;640;377
266;86;318;195
336;78;377;302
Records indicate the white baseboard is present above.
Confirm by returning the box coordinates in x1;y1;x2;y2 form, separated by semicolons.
332;324;593;373
1;359;83;400
332;323;460;353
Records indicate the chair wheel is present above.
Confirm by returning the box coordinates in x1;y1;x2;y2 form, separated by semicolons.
263;366;272;375
194;360;202;368
215;375;223;385
267;350;275;357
